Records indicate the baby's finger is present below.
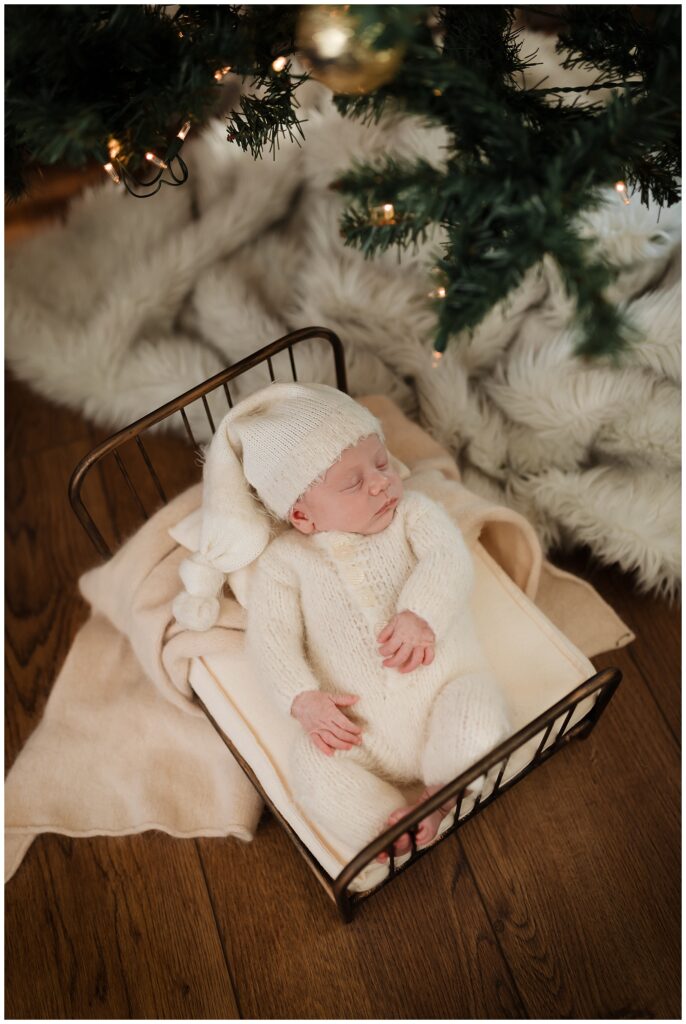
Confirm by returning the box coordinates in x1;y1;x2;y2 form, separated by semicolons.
398;645;425;674
320;729;353;751
383;642;413;669
378;637;402;657
331;693;359;706
377;618;396;643
311;734;333;757
332;711;362;735
328;719;362;743
422;645;435;666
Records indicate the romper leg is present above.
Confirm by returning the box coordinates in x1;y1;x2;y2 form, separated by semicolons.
419;671;510;789
288;732;408;854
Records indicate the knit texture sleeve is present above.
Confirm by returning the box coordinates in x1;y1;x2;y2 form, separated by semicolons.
245;545;321;716
396;491;474;637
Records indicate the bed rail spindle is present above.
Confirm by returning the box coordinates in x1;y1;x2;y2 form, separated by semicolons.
179;407;197;448
267;356;276;382
113;450;149;520
553;705;576;748
135;436;167;504
534;719;555;760
201;395;216;434
223;382;234;409
493;757;509;795
287;344;298;381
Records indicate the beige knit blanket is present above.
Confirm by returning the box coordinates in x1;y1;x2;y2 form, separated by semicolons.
5;396;634;882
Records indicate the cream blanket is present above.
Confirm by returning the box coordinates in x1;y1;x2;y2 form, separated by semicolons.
5;396;633;882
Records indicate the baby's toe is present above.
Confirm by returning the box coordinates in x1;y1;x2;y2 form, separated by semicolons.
417;811;444;846
387;806;410;826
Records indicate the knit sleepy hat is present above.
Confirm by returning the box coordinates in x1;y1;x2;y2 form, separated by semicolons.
173;381;384;631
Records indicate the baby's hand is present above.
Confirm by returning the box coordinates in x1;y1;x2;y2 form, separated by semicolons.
290;690;363;757
377;610;435;674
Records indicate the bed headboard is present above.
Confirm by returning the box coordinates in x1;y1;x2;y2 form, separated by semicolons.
69;327;347;558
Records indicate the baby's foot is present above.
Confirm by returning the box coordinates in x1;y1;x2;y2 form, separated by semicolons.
375;804;415;862
375;798;448;863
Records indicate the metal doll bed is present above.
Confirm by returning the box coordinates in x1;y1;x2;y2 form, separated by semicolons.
69;327;621;923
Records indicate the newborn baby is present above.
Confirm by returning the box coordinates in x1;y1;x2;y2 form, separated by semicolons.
173;382;510;865
250;432;511;862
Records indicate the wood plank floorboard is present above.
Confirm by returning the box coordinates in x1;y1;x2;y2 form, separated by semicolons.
196;814;527;1019
5;363;681;1016
5;833;240;1019
458;644;680;1019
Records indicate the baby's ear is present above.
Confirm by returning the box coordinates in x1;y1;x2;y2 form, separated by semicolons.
288;503;315;535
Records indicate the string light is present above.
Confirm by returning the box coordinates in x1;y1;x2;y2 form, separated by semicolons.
433;88;443;96
614;180;631;205
271;55;288;72
100;118;191;197
431;350;443;369
428;285;446;299
145;151;168;169
371;202;396;226
103;161;120;184
214;65;232;81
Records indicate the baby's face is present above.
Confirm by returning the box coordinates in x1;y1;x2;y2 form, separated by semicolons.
289;433;403;536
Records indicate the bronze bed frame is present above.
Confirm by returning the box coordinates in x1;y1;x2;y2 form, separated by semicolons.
68;327;622;923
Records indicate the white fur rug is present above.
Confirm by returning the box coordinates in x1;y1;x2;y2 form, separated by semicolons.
6;74;681;597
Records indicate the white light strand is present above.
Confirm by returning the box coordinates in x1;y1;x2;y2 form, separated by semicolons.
146;151;168;169
614;180;631;205
103;161;120;184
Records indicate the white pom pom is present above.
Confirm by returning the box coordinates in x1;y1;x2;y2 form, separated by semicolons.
172;591;220;632
179;555;225;596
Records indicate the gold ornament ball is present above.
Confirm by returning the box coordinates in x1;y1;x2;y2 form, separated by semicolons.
296;5;406;95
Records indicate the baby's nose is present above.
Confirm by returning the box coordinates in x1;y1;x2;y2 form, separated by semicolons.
370;474;390;495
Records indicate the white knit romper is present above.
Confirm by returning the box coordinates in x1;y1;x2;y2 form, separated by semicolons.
246;489;510;853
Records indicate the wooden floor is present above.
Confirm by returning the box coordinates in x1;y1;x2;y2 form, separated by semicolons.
5;174;681;1019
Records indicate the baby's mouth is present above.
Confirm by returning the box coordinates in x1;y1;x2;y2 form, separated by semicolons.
376;496;399;516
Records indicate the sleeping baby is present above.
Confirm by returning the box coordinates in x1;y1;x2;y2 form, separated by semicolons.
173;382;510;865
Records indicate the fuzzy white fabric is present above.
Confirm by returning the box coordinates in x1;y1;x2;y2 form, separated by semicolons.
247;487;510;854
5;69;681;596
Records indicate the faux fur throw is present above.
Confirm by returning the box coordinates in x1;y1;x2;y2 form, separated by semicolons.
5;74;681;596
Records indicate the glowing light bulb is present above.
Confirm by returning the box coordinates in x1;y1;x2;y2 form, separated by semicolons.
370;202;396;226
614;180;630;205
214;65;232;81
428;286;446;299
312;26;351;58
433;88;443;97
431;350;443;368
271;55;288;72
107;137;122;160
103;162;121;184
177;121;191;141
146;151;168;169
